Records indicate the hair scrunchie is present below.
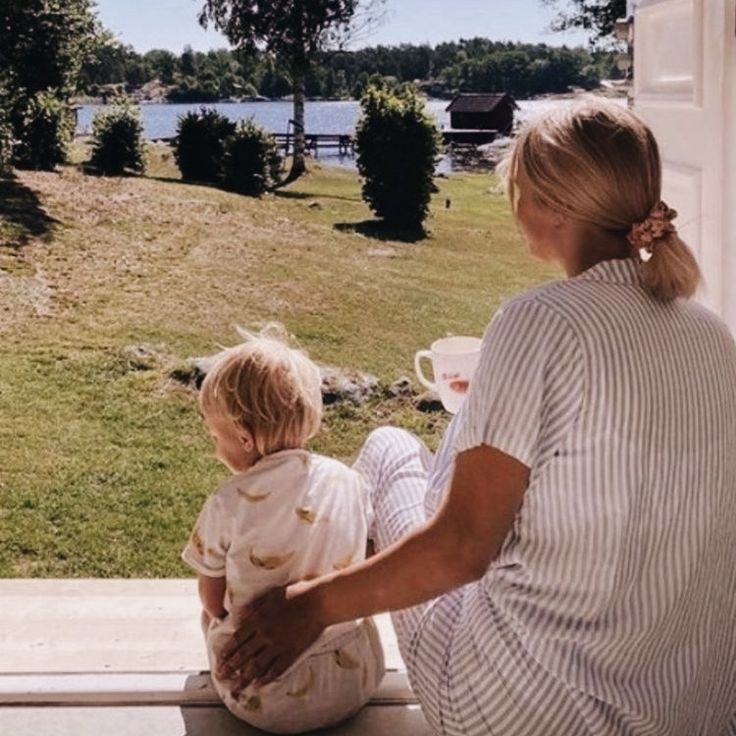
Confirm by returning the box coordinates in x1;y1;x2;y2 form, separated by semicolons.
627;201;678;262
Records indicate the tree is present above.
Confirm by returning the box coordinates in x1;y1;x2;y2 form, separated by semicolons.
143;50;178;85
0;0;98;100
81;37;133;90
542;0;628;46
180;46;199;77
199;0;385;180
0;0;98;167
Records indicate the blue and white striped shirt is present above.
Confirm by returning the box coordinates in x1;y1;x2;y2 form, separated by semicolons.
420;258;736;735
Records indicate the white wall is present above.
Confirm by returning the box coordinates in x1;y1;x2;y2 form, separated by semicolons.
723;1;736;333
633;0;735;335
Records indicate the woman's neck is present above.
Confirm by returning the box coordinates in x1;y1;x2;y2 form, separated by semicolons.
559;226;633;278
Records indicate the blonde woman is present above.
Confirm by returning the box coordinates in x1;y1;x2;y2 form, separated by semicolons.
182;326;384;734
216;101;736;735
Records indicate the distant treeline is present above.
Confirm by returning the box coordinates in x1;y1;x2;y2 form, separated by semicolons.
80;38;619;102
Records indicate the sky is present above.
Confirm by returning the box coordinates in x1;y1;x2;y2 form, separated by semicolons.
93;0;591;54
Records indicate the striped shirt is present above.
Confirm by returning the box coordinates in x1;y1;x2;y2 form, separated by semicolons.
420;258;736;735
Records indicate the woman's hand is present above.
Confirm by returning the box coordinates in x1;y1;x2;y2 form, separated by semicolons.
215;445;528;695
216;581;324;693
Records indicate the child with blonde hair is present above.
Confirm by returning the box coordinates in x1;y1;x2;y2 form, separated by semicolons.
182;324;384;734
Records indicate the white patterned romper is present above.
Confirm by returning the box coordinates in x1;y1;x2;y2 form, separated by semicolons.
182;449;385;735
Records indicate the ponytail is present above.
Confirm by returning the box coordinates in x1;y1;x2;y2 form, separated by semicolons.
638;232;701;301
627;200;701;301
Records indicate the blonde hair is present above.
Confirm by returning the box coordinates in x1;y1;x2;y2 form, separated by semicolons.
199;324;322;457
498;97;701;301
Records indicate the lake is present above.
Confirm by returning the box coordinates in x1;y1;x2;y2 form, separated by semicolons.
75;98;588;170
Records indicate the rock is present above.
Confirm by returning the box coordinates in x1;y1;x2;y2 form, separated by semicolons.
122;344;167;371
414;390;445;413
308;201;323;210
169;356;216;389
319;364;379;406
389;376;416;399
170;358;379;404
476;136;513;166
367;247;398;258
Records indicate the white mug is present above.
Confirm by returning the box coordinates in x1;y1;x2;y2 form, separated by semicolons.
414;336;482;414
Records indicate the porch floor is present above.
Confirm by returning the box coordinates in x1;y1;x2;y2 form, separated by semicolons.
0;579;431;735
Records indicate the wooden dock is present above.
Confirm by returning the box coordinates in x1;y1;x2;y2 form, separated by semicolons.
149;132;355;157
274;132;355;157
442;128;498;145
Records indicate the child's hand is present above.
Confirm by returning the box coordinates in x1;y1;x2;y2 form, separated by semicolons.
216;582;324;694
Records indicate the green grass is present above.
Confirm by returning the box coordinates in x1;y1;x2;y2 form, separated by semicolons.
0;145;560;577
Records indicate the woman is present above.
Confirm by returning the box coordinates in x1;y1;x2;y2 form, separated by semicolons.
217;99;736;735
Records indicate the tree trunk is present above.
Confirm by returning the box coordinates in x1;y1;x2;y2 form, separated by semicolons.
290;69;307;179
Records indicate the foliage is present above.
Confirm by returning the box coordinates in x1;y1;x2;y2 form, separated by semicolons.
0;0;98;171
223;119;282;195
13;92;74;171
199;0;382;178
78;38;617;103
0;95;14;177
174;107;236;183
442;45;604;97
198;0;365;60
0;122;13;177
0;0;99;100
355;85;442;229
542;0;628;46
89;99;146;176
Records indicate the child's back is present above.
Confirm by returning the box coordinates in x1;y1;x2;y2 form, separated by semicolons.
183;448;385;734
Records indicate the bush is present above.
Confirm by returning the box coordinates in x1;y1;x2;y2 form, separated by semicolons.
174;107;235;183
0;106;13;177
355;85;442;229
223;119;282;196
14;91;74;171
89;98;146;176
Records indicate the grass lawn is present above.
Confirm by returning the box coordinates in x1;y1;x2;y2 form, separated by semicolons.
0;145;560;577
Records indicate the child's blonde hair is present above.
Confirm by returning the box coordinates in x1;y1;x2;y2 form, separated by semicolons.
498;97;701;301
199;324;322;457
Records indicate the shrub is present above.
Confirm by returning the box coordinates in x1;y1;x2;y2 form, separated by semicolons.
0;106;13;177
14;91;74;171
223;119;282;196
89;98;146;176
174;107;235;183
355;85;443;229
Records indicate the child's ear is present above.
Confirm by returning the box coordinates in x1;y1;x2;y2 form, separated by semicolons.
551;209;567;229
239;429;256;454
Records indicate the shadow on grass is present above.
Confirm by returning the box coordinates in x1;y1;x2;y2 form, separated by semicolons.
0;175;60;248
334;219;427;243
274;189;361;203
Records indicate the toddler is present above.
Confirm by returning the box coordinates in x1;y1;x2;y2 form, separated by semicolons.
182;325;384;734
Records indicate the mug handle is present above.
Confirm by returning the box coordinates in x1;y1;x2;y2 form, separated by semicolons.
414;350;436;391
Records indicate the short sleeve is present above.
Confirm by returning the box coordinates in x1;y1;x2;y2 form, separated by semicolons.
181;493;230;577
454;299;583;467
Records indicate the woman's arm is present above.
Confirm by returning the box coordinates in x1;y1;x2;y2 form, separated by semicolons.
219;444;529;689
198;574;227;620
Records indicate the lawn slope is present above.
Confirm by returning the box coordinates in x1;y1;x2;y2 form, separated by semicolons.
0;148;559;576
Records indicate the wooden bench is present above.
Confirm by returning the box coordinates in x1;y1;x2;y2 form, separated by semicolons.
0;579;431;735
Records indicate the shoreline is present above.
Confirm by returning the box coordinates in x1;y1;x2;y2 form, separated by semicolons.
72;86;627;108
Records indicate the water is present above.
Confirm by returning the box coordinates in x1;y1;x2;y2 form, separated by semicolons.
75;98;593;171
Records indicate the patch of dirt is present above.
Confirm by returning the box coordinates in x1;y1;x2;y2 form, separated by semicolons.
0;266;54;330
0;165;355;338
